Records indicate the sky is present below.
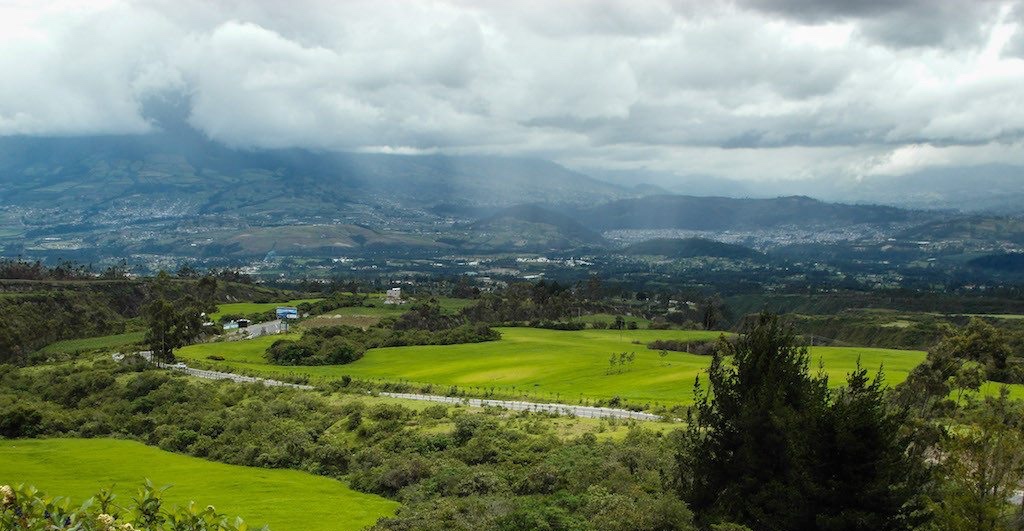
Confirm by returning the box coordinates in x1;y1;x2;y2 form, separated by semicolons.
1;0;1024;183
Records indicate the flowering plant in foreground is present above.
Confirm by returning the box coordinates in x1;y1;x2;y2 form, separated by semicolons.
0;480;264;531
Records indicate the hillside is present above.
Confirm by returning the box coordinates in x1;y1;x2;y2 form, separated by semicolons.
0;132;630;232
460;204;608;250
898;216;1024;245
576;195;912;231
622;237;763;260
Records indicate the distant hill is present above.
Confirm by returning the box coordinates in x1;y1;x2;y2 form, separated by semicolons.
817;165;1024;213
622;238;763;260
463;204;607;250
898;217;1024;245
577;195;912;230
968;252;1024;271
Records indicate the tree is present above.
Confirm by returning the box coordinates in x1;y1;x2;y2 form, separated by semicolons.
701;295;724;330
931;390;1024;531
683;313;926;530
143;296;205;363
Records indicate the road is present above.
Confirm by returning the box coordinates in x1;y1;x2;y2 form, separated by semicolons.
157;362;664;421
377;392;665;421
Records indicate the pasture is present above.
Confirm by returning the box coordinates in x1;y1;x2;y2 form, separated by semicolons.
0;438;397;531
209;299;322;321
177;327;932;407
39;331;145;354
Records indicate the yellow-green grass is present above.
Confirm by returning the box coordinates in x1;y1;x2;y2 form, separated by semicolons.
39;331;145;354
0;438;397;531
177;328;931;407
209;299;321;321
973;381;1024;401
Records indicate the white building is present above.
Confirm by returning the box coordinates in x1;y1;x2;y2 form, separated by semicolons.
384;287;405;304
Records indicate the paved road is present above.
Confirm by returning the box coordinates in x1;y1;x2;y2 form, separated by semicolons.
157;361;664;421
158;362;314;390
377;392;663;421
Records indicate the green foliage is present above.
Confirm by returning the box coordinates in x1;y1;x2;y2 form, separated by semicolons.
684;313;927;530
0;481;258;531
928;391;1024;531
264;310;501;367
0;362;694;531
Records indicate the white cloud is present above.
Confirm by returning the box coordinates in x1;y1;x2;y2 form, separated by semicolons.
1;0;1024;182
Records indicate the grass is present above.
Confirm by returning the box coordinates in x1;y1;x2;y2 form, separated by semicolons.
40;331;145;354
0;438;397;531
209;299;322;321
177;327;933;407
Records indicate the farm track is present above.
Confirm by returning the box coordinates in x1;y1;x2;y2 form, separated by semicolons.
163;363;664;421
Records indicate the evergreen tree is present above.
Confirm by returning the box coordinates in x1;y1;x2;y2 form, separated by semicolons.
684;312;926;530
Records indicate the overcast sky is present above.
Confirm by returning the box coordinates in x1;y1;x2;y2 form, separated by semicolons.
2;0;1024;182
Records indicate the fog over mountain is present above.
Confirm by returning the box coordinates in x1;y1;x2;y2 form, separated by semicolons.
1;0;1024;205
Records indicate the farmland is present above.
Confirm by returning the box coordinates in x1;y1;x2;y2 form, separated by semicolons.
39;331;145;354
0;438;398;531
209;299;322;321
177;327;935;407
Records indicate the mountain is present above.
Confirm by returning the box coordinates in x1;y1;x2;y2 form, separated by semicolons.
0;133;631;227
897;216;1024;245
622;238;763;260
576;195;913;231
808;165;1024;213
459;204;607;251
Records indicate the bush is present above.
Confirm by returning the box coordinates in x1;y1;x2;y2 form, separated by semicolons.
0;482;254;531
647;339;721;355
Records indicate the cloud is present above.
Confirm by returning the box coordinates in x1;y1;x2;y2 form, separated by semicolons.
1;0;1024;182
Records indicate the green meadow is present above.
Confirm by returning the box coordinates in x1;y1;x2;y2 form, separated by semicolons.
40;331;145;354
0;438;398;531
209;299;322;321
178;327;932;407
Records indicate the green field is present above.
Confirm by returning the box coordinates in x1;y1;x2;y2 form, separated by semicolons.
178;327;932;407
0;438;397;531
210;299;322;321
40;331;145;354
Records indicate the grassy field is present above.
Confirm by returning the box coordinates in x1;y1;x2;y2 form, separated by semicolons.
40;331;145;354
0;438;397;531
178;327;933;407
210;299;322;321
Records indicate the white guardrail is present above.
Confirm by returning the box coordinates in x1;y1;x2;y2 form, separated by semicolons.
138;355;664;421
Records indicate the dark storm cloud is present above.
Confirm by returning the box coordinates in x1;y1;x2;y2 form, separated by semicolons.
739;0;1003;48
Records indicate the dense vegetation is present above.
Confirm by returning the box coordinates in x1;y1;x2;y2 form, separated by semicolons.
265;301;501;366
6;309;1024;530
7;314;1023;530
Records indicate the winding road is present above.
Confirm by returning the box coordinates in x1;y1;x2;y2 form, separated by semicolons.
159;362;664;421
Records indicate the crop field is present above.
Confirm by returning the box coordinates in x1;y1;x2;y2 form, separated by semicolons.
40;331;146;354
209;299;322;321
178;327;936;407
0;438;398;531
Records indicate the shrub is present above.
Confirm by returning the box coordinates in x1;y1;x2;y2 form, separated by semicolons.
0;482;256;531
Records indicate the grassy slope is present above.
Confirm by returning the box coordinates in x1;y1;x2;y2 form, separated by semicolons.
40;331;145;354
210;299;322;321
178;328;935;406
0;438;397;531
